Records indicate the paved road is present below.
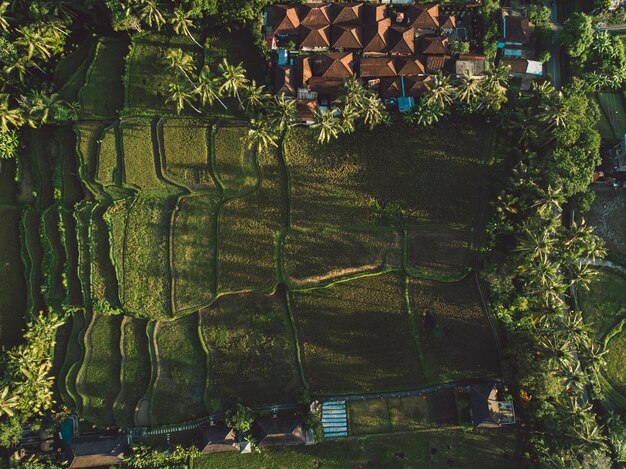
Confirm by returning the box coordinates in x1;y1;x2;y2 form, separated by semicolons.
547;1;563;89
596;23;626;32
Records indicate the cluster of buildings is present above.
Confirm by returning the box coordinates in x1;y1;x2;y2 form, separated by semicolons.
263;2;547;118
264;2;479;117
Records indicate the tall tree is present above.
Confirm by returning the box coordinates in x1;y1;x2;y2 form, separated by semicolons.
194;66;227;110
164;48;196;85
218;59;249;106
170;7;203;48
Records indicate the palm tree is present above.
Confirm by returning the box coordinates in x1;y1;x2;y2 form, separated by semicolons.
166;82;201;114
170;7;202;48
537;334;576;370
218;59;249;106
360;95;386;129
533;185;565;218
269;96;298;133
245;119;278;153
15;25;55;59
0;94;24;131
0;1;11;32
455;71;481;108
592;31;613;58
480;64;509;111
194;66;227;110
312;108;342;144
561;361;590;395
409;100;448;126
571;417;607;451
341;76;369;112
515;224;556;260
425;74;454;108
0;386;18;417
164;48;196;85
21;90;62;126
243;81;271;113
136;0;166;30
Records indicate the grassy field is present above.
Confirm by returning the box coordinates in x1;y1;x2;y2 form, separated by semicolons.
89;205;119;305
40;206;66;307
20;207;45;316
76;313;122;427
291;273;425;395
151;314;207;425
284;121;486;229
191;428;519;468
408;277;500;383
159;118;215;190
406;226;470;279
284;227;400;288
0;205;26;346
54;40;96;102
171;194;220;313
199;292;302;409
125;33;201;113
121;118;172;191
578;268;626;336
60;209;83;306
79;37;128;118
605;327;626;399
217;144;283;293
114;317;151;427
595;92;626;141
213;125;258;197
74;121;108;194
122;196;176;319
95;124;119;187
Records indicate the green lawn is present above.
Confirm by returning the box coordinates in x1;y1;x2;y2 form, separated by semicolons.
199;292;302;409
605;328;626;399
578;268;626;336
596;92;626;142
114;317;151;427
291;273;425;395
191;428;519;469
171;194;220;314
151;314;207;425
76;313;122;427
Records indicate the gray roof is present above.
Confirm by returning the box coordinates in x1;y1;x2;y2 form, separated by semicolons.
66;435;129;468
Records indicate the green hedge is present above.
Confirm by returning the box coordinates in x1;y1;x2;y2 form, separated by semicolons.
20;206;45;318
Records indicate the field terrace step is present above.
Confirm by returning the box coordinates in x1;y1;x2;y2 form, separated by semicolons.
321;400;348;438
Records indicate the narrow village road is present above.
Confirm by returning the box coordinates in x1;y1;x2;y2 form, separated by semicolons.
547;1;562;89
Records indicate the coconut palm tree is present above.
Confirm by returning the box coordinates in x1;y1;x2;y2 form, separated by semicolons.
194;66;227;110
340;76;369;111
245;119;278;153
0;1;11;32
561;361;590;394
0;94;24;131
170;7;202;48
218;59;249;106
15;25;56;59
136;0;166;30
0;386;18;417
21;90;62;126
515;224;556;260
269;96;298;133
164;48;196;85
592;31;613;58
537;334;577;370
455;71;481;108
243;81;271;113
312;108;342;144
425;74;454;108
571;417;607;451
0;129;19;160
166;82;200;114
411;100;448;126
533;185;565;219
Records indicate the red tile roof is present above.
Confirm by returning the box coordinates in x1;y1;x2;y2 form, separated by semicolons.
363;18;391;53
421;36;448;55
360;57;397;77
302;52;354;82
439;15;456;30
363;3;386;23
332;3;363;24
379;77;402;97
404;75;433;96
300;3;333;26
300;24;331;49
273;5;301;34
407;4;440;30
388;25;415;55
275;65;296;97
331;24;363;49
395;57;426;76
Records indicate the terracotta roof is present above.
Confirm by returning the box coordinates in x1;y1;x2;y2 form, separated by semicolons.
363;18;391;53
306;77;346;96
501;57;528;74
273;5;300;35
363;3;386;23
331;24;363;49
300;3;332;26
253;416;306;447
332;3;363;24
300;24;331;49
421;36;448;55
302;52;353;82
297;99;317;121
199;425;238;454
66;435;129;468
388;25;415;55
439;15;456;30
504;15;529;44
395;57;426;76
275;65;296;96
360;57;397;77
426;54;452;72
404;75;433;96
379;77;402;97
407;4;440;30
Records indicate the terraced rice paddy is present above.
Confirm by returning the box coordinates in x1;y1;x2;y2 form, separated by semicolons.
4;34;503;429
